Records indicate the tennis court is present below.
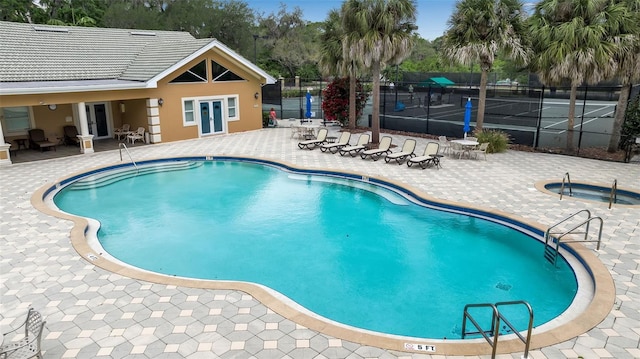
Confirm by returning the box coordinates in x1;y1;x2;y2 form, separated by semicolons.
378;91;619;148
264;87;621;149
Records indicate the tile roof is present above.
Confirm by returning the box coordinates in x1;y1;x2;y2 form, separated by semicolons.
0;21;276;95
0;21;199;83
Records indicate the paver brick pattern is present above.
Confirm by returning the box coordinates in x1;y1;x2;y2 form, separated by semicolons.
1;127;639;358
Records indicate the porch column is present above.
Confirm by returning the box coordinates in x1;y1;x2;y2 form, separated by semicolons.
76;102;94;154
0;123;12;166
146;98;162;143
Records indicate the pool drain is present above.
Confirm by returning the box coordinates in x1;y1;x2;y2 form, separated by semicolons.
495;282;512;291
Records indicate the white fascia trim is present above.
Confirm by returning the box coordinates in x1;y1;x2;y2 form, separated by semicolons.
0;82;151;96
146;40;277;88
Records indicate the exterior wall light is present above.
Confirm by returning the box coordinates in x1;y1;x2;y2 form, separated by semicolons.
254;92;260;99
158;98;164;106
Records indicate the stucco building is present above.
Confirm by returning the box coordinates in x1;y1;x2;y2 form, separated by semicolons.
0;21;276;165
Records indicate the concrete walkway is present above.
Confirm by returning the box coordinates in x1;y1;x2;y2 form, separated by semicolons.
1;127;639;358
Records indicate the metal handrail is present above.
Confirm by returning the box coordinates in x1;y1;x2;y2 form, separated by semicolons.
544;210;604;265
118;143;138;173
462;303;500;358
546;209;591;232
462;301;534;359
609;179;617;209
495;301;534;359
559;172;572;200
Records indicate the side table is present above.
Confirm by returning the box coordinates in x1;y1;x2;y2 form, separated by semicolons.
14;138;28;150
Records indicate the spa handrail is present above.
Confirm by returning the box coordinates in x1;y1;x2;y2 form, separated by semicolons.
559;172;572;200
609;179;617;209
118;143;139;173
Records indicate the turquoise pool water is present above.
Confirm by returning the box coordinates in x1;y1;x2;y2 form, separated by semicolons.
53;159;579;339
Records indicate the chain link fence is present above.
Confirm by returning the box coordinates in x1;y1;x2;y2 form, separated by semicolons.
262;74;639;162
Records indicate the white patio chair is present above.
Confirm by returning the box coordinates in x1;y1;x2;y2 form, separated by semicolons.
438;135;450;155
290;124;302;139
450;141;465;159
472;142;490;160
127;127;145;144
114;124;131;140
0;308;46;359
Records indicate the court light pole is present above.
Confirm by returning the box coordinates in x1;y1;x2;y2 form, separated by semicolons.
394;65;399;105
252;34;268;63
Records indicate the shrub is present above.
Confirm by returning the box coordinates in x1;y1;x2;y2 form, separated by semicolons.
474;130;510;153
321;77;369;126
621;93;640;149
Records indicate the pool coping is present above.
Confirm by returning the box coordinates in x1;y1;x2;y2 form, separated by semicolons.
31;155;616;356
534;179;640;209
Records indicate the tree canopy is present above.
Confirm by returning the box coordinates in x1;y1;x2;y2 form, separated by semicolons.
442;0;529;131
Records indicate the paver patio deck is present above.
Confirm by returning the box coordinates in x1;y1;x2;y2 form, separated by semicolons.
1;127;639;358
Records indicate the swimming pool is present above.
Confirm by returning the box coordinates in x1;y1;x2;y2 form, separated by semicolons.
39;157;611;354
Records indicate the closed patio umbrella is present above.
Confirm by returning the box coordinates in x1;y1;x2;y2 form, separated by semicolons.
305;91;312;119
463;98;472;138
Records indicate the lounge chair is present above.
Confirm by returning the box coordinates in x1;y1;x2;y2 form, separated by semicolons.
114;124;131;140
339;133;370;157
0;308;46;359
384;138;416;164
298;128;328;150
360;136;392;161
127;127;145;144
63;125;80;146
407;142;441;169
320;131;351;153
28;129;56;151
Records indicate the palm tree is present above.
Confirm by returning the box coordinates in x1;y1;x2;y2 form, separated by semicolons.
529;0;632;152
318;9;360;129
342;0;417;143
608;0;640;152
442;0;529;132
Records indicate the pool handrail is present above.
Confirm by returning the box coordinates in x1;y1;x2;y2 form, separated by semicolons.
544;209;603;265
495;301;534;359
609;179;617;209
118;143;138;173
461;303;499;358
559;172;572;200
462;301;533;359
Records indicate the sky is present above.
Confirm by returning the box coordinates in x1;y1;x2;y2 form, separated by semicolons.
249;0;457;41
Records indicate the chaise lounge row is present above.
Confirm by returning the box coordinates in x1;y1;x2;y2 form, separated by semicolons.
297;130;443;169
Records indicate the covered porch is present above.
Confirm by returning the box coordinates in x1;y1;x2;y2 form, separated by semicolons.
1;97;159;166
8;138;146;164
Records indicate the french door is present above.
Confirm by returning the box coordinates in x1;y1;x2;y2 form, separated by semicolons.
199;100;224;135
85;102;110;138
